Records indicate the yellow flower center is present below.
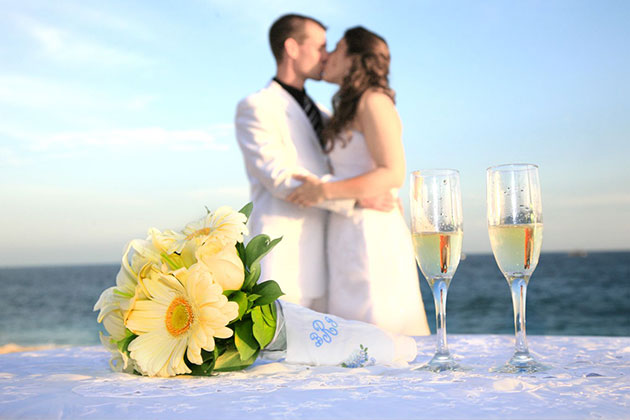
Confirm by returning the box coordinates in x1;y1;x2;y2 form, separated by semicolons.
165;297;194;337
186;227;211;240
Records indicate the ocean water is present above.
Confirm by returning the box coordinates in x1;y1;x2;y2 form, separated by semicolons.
1;252;629;347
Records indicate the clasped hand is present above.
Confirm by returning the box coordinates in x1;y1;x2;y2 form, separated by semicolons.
286;174;325;207
287;174;400;213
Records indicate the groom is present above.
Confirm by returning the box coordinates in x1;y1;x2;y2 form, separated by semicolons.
234;14;392;311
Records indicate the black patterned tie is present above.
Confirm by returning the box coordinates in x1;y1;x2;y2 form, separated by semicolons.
303;96;324;147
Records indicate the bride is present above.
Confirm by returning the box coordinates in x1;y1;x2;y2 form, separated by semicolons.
287;26;430;336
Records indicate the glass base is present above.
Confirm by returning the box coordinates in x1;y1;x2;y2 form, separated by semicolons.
491;352;549;374
415;353;469;373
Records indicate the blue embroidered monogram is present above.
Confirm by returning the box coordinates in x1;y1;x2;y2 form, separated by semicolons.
279;301;418;366
341;344;376;368
309;316;339;347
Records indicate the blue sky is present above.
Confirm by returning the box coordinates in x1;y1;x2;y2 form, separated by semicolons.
1;0;629;266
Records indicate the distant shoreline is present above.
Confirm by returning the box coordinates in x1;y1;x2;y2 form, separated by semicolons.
1;250;628;270
0;343;59;354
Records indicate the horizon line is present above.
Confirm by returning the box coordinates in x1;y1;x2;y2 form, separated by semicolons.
1;248;629;270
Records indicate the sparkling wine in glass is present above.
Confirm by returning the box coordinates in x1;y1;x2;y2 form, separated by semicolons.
410;169;465;372
487;163;547;373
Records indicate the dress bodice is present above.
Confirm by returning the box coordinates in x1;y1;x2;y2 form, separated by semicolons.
328;130;376;180
328;130;398;197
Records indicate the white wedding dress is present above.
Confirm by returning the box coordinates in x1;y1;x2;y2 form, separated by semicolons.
327;130;430;336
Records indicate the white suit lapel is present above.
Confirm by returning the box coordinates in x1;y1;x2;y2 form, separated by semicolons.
267;81;323;150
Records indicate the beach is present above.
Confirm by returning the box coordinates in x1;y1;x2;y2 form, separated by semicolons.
1;335;629;419
0;343;58;354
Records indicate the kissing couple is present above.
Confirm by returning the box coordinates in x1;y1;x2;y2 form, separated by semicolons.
235;14;430;337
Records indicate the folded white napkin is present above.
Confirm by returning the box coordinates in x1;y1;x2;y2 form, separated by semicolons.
263;301;417;367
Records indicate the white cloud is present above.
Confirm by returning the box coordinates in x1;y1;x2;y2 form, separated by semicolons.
51;3;156;42
34;125;231;151
0;75;102;109
0;74;161;124
41;125;230;151
0;124;233;166
15;15;151;67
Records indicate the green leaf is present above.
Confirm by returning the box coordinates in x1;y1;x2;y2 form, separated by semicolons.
252;280;284;306
236;241;247;266
229;291;248;320
234;319;259;361
251;305;277;349
245;235;282;269
214;339;228;355
116;329;137;354
239;202;253;221
213;346;260;372
160;252;181;271
185;348;217;376
243;263;261;291
247;293;262;302
261;301;276;325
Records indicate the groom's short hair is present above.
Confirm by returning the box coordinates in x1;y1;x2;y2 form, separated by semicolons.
269;14;326;63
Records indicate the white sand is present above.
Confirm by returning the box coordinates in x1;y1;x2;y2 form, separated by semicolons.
1;335;629;419
0;343;57;354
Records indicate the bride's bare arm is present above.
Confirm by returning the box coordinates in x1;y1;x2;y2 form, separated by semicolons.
286;89;404;206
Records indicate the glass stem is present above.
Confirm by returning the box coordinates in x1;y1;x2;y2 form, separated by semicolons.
508;276;530;355
432;279;450;357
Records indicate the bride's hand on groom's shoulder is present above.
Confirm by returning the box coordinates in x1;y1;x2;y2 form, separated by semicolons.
286;174;326;207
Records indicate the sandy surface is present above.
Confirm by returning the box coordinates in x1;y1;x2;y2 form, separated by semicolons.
1;336;629;419
0;343;57;354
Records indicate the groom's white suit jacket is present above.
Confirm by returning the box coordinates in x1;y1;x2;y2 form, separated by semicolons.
235;80;353;304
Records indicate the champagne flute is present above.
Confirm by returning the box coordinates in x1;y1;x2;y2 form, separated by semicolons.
487;163;547;373
410;169;464;372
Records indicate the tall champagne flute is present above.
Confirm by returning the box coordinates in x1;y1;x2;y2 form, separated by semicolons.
410;169;464;372
487;163;547;373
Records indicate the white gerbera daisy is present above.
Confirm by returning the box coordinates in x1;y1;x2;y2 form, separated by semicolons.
125;264;238;377
184;206;248;246
148;227;186;256
157;207;248;256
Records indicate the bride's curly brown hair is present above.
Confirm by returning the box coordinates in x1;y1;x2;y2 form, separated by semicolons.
323;26;395;152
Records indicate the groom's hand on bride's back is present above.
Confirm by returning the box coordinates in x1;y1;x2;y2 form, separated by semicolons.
357;193;400;213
